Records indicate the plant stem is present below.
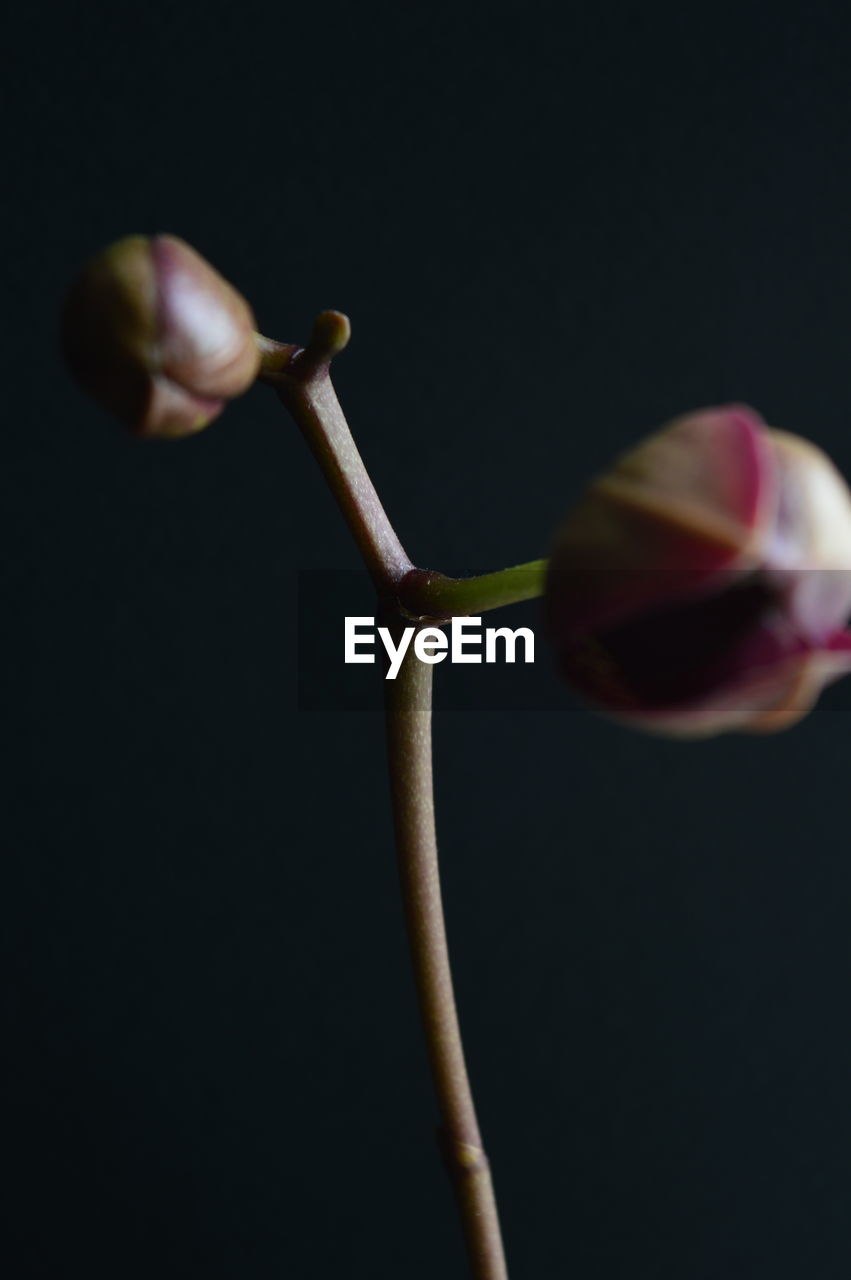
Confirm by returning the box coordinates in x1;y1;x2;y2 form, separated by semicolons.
263;317;509;1278
260;322;412;595
399;560;548;619
385;639;508;1280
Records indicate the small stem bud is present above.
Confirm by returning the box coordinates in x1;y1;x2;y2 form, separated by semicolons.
308;309;351;360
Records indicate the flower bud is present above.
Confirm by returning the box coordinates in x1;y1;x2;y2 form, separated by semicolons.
61;234;260;438
546;405;851;736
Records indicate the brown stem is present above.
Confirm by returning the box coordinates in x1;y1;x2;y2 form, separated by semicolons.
264;315;509;1278
258;317;412;596
385;638;508;1280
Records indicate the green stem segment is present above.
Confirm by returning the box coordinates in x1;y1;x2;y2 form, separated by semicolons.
261;319;510;1280
399;560;548;619
385;642;508;1280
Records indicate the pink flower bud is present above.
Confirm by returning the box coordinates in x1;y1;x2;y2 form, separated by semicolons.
61;235;260;438
545;405;851;736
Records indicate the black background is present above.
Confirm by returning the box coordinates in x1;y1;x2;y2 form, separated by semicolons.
6;2;851;1276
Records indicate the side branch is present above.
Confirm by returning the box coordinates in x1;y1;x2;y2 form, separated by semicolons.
399;560;548;620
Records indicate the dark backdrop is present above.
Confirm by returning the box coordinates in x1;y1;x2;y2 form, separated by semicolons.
6;2;851;1276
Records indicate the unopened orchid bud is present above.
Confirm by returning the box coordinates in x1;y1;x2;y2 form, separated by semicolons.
61;234;260;438
546;405;851;736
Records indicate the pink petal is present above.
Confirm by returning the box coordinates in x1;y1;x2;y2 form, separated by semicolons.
547;405;777;642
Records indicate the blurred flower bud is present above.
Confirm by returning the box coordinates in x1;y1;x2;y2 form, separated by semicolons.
546;405;851;736
61;234;260;438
